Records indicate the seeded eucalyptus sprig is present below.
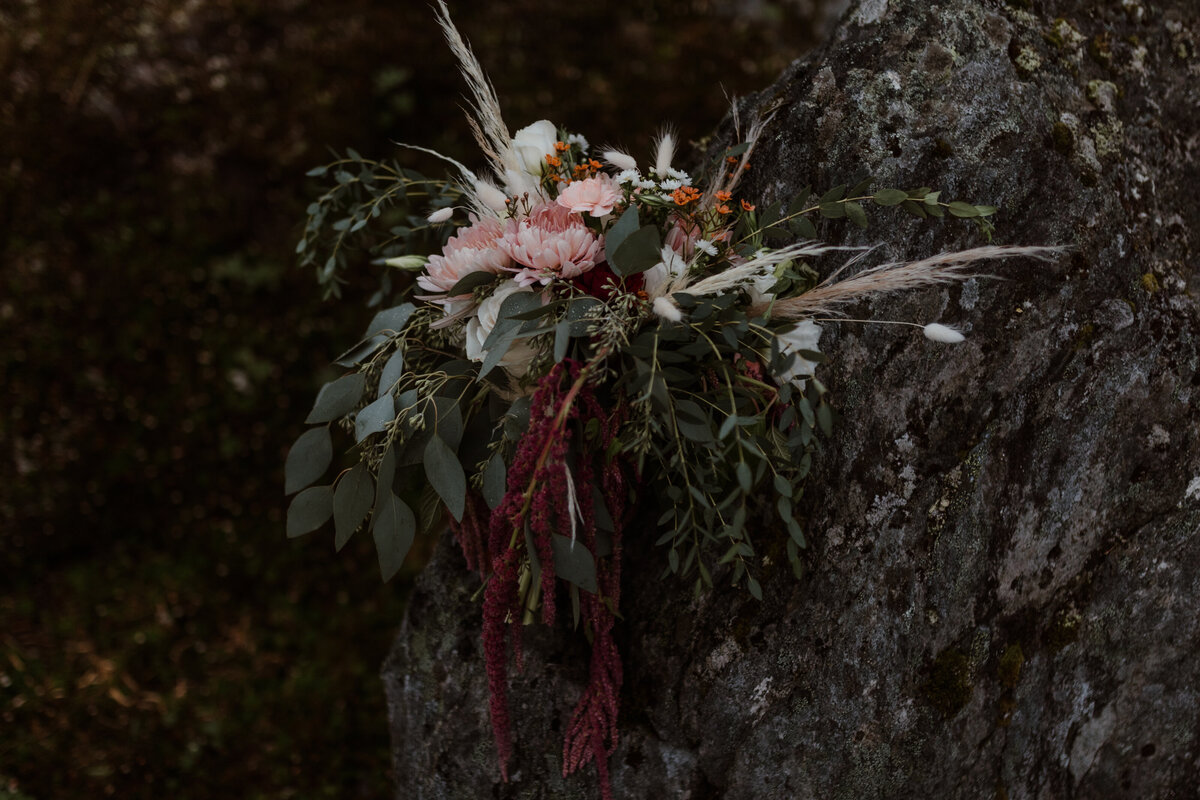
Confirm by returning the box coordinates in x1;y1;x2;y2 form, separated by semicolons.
297;149;462;301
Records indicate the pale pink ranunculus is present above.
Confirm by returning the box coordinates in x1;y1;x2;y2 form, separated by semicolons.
664;214;733;260
556;174;622;217
497;203;604;286
663;217;696;260
417;215;511;307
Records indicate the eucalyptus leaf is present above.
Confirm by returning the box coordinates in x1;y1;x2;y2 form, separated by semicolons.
335;334;386;367
355;394;395;442
285;427;332;495
372;492;415;582
508;300;565;321
736;461;753;492
482;451;507;510
604;206;639;260
478;324;521;381
306;374;366;424
817;402;833;436
364;303;416;337
553;320;571;362
424;435;467;521
481;291;540;353
447;270;500;296
610;224;662;277
374;445;396;511
333;463;374;551
287;486;333;538
552;535;598;594
377;349;406;399
431;397;464;451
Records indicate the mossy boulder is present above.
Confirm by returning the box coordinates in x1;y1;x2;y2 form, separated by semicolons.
383;0;1200;796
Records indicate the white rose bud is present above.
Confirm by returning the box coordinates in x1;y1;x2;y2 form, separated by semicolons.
383;255;428;271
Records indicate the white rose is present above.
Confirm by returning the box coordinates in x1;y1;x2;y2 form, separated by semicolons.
745;267;777;305
465;280;538;377
774;321;822;388
511;120;558;178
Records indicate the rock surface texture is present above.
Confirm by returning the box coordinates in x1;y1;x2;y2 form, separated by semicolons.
383;0;1200;797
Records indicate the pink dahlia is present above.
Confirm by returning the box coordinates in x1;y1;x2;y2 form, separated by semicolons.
417;215;511;309
498;203;604;286
556;174;622;217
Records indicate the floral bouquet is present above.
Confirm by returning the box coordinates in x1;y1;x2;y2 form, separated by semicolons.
286;3;1053;796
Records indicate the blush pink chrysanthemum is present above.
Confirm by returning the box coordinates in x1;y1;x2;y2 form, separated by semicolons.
417;215;511;309
498;203;604;286
556;174;622;218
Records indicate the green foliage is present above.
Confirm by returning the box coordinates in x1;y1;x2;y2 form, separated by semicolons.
298;152;464;301
292;151;1004;601
763;178;998;241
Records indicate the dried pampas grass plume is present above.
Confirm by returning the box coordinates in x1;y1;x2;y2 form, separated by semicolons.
433;1;516;178
753;245;1063;319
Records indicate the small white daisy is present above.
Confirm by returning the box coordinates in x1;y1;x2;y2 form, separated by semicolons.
695;239;718;257
616;169;640;185
665;167;691;184
567;133;589;152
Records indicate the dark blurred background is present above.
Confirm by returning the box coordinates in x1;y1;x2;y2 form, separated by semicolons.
0;1;842;796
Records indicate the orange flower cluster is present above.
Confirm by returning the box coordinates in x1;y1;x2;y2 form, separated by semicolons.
571;159;604;180
671;186;702;206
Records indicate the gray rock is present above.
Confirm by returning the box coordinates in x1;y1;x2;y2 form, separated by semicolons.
383;0;1200;797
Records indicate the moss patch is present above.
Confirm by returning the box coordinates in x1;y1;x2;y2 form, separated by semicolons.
998;643;1025;688
924;648;974;717
1045;610;1082;652
1051;121;1075;154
